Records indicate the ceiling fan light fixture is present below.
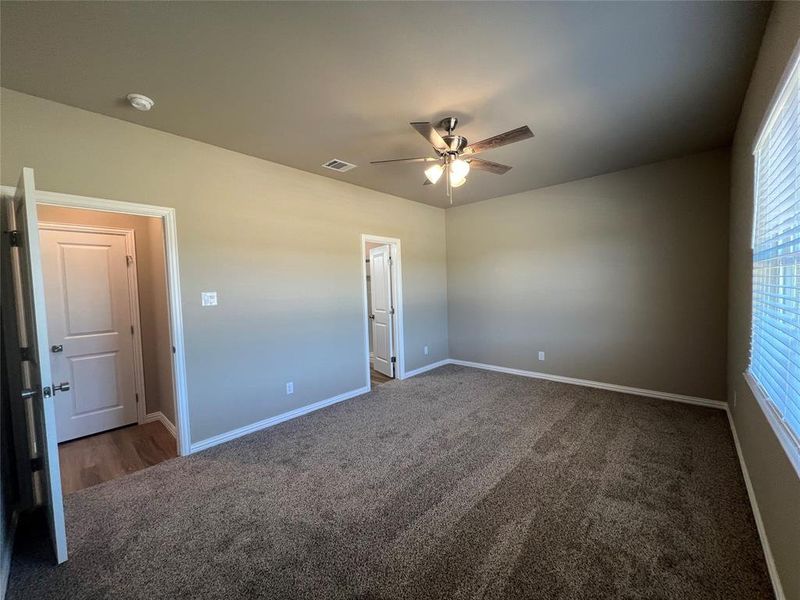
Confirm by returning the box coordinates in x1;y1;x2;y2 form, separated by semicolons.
371;118;532;201
424;163;444;184
449;158;470;181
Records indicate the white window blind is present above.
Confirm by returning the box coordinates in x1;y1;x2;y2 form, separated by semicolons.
751;51;800;448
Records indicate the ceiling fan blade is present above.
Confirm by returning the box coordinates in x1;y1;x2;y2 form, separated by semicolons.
370;157;437;164
467;158;512;175
410;122;448;152
463;125;533;155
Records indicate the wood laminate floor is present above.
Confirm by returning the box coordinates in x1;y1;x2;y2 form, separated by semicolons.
58;421;177;494
370;368;393;387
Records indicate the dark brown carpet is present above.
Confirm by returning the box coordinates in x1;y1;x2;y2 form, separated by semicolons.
9;365;773;599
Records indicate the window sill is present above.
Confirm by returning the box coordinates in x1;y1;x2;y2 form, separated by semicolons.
743;370;800;480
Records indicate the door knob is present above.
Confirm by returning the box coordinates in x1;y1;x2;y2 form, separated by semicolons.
51;344;63;353
52;382;70;394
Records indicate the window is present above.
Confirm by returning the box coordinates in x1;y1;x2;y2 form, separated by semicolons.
750;47;800;465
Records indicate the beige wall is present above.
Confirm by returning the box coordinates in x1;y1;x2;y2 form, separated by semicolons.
728;3;800;598
0;89;449;444
446;149;730;401
36;205;175;425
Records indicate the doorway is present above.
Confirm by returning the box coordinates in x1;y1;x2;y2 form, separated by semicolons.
361;234;405;389
1;170;188;564
38;209;178;493
30;190;190;457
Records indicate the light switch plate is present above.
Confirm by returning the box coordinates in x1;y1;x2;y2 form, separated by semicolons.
201;291;218;307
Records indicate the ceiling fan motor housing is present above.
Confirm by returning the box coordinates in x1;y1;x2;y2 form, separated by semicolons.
437;116;468;155
442;135;469;155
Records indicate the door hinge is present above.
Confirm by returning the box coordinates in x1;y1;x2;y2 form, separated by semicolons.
135;393;139;404
391;356;397;363
31;457;44;472
131;325;135;335
20;346;32;361
7;230;20;247
390;307;395;315
126;255;134;266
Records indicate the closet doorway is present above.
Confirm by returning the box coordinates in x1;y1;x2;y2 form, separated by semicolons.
38;206;178;493
362;234;405;389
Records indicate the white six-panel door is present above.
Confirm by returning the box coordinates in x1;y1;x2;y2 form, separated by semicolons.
40;226;139;442
369;244;394;378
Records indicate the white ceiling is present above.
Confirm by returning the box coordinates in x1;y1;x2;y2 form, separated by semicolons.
0;1;769;208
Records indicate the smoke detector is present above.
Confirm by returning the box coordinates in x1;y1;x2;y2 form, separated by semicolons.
126;93;155;111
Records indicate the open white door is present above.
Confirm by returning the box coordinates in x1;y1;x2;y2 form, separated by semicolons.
5;168;68;563
369;244;394;378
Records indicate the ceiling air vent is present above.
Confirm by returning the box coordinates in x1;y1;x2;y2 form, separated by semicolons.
322;159;357;173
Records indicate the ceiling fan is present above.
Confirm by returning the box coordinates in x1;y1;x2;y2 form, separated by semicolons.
371;117;533;203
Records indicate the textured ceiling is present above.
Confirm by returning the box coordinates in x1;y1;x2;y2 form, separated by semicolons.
0;1;769;208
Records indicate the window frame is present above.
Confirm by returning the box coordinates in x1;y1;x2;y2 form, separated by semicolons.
747;41;800;479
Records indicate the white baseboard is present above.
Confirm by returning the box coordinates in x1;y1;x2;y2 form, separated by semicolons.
726;409;785;600
143;411;177;438
403;359;451;379
0;510;18;600
448;359;726;410
190;386;370;453
189;359;453;455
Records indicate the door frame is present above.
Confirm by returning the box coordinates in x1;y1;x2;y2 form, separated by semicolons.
0;185;191;455
361;234;405;388
39;222;149;427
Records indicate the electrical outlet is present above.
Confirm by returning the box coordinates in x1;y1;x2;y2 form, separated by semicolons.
286;382;293;395
201;291;218;307
424;345;429;356
538;351;545;361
